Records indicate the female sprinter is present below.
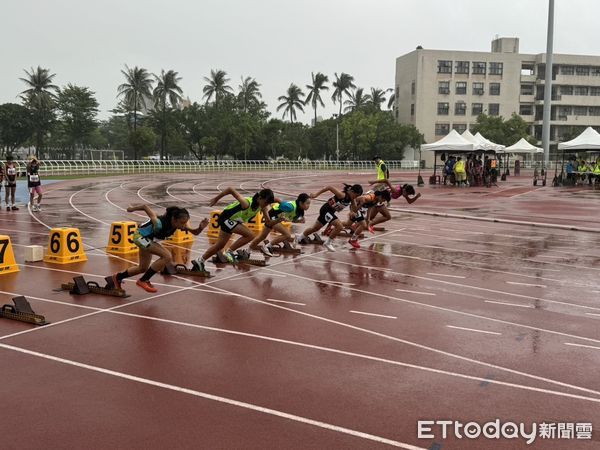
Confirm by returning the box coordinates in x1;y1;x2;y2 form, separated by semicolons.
249;193;311;256
367;183;421;231
192;188;278;272
298;184;363;252
343;188;392;249
111;205;208;293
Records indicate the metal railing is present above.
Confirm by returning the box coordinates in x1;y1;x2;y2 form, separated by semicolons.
9;160;420;176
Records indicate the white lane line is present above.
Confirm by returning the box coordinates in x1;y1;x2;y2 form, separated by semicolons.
426;273;466;279
0;344;423;450
485;300;534;309
350;310;397;319
585;313;600;318
395;289;436;296
506;281;547;288
446;325;501;336
265;298;306;306
564;343;600;351
521;266;561;272
321;280;356;286
537;255;566;259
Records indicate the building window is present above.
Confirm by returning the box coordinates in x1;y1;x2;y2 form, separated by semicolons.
574;106;588;116
437;102;449;115
472;62;486;75
560;65;575;75
519;104;533;115
574;86;589;96
410;103;415;116
521;63;535;76
455;61;469;74
472;103;483;115
489;62;503;75
558;106;572;119
438;81;450;95
575;66;590;76
472;82;484;95
561;85;573;95
591;67;600;76
489;83;501;95
438;60;452;74
455;82;467;95
452;124;467;133
589;107;600;116
591;87;600;96
411;81;415;95
435;123;450;136
455;102;466;115
489;103;500;116
520;84;534;95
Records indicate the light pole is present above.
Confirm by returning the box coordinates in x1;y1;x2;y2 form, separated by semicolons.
333;113;340;163
542;0;555;171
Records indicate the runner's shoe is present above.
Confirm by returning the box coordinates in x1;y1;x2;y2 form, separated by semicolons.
348;238;361;249
136;279;157;293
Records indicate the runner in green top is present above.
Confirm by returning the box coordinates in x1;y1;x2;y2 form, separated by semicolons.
193;187;278;272
248;193;311;256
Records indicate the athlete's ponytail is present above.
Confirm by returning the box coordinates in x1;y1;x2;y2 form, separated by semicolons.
343;184;363;195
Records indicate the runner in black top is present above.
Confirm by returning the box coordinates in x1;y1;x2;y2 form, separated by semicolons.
4;155;19;211
111;205;208;293
297;183;362;252
27;156;43;212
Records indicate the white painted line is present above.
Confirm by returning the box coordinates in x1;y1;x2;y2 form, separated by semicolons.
426;273;466;279
446;325;501;336
506;281;547;288
485;300;534;309
0;344;423;450
521;266;561;272
585;313;600;318
350;310;397;319
395;289;436;296
537;255;565;259
265;298;306;306
320;280;356;286
564;343;600;351
256;272;287;278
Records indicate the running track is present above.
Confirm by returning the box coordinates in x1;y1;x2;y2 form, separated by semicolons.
0;171;599;449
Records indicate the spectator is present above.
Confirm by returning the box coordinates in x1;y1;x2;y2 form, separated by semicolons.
454;156;467;187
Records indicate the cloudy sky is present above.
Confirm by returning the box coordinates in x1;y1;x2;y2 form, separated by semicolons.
1;0;597;122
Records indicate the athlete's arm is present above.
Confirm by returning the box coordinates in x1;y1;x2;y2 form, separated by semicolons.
310;185;343;199
187;218;209;235
262;206;282;228
369;178;393;189
127;204;158;222
209;187;249;209
404;192;422;204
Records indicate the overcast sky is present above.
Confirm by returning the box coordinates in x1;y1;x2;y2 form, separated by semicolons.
2;0;598;122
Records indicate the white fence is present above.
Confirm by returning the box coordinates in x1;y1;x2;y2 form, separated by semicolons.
11;160;420;176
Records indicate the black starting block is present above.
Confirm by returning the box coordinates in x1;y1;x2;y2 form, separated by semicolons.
60;275;130;298
0;296;48;326
163;263;212;277
373;227;386;232
300;233;323;245
212;250;267;266
271;241;302;255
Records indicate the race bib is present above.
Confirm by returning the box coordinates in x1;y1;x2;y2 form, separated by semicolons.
7;168;16;176
30;175;39;182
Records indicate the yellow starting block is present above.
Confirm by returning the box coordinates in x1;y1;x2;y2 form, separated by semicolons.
207;210;222;238
43;227;87;264
166;225;194;244
0;235;19;275
107;221;138;255
248;211;265;234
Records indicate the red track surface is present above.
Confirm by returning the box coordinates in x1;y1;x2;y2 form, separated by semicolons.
1;171;599;449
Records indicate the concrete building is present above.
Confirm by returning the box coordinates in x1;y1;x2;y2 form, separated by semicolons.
395;37;600;164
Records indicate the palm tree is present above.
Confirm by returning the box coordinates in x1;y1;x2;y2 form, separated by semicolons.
117;65;153;133
368;87;392;109
238;76;262;113
387;91;395;110
153;69;183;159
331;72;356;116
203;69;233;105
343;87;370;113
277;84;305;123
19;66;59;154
305;72;329;126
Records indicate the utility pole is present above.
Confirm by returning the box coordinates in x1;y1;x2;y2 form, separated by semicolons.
541;0;555;168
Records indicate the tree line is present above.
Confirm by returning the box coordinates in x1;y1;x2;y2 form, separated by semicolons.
0;66;425;161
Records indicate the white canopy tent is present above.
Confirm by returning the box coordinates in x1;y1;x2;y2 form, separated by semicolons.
558;126;600;151
505;138;543;154
421;129;474;152
461;130;487;150
474;132;505;152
